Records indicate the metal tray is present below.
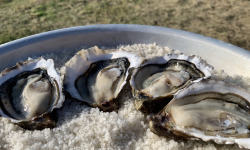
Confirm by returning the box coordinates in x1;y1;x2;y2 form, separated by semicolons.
0;24;249;77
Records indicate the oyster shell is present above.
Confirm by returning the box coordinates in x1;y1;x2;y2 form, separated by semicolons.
63;46;141;111
0;58;64;130
130;54;212;113
149;79;250;149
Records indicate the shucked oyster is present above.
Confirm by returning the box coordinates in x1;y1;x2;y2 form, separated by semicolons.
63;46;141;111
0;58;64;130
149;79;250;149
130;54;212;113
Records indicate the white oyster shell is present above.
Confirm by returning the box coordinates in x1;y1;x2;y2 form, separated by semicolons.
150;79;250;149
62;46;142;111
130;53;213;113
0;57;64;123
131;54;213;92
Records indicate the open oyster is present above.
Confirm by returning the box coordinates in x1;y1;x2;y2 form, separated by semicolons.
0;58;64;130
149;79;250;149
130;54;212;113
63;46;141;111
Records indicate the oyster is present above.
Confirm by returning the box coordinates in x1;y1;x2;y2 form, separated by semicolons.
0;58;64;130
149;79;250;149
130;54;212;113
63;46;141;111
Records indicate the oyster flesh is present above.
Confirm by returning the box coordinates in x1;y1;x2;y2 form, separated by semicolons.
0;58;64;130
63;46;141;111
130;54;212;113
149;79;250;149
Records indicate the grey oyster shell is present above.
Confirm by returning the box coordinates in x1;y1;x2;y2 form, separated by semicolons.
130;54;213;113
0;58;64;130
149;79;250;149
62;46;142;111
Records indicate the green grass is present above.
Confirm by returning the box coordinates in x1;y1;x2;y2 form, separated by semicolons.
0;0;249;50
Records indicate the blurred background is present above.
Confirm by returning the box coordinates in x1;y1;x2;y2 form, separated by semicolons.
0;0;249;50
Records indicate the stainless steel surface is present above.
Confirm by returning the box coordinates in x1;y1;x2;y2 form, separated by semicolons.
0;24;249;77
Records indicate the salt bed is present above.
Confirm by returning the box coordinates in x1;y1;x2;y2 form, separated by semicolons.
0;44;249;150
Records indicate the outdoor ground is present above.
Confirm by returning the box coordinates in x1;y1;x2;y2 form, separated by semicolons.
0;0;249;50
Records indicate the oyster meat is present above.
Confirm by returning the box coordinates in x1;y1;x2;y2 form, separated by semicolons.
0;58;64;130
63;46;141;111
149;79;250;149
130;54;212;113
